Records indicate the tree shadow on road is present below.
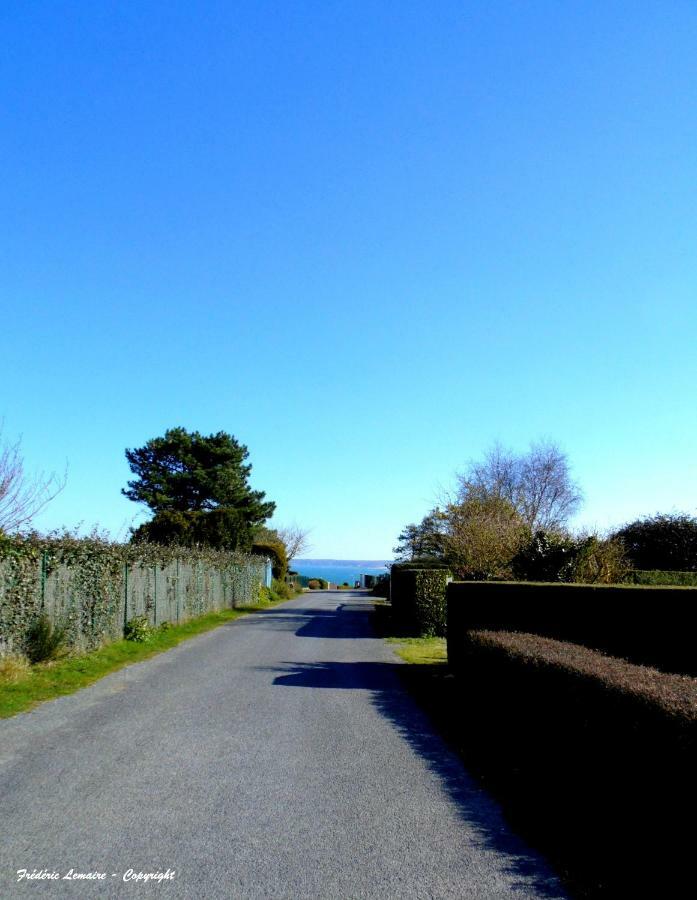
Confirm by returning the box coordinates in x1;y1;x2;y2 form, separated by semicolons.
271;658;567;899
225;608;336;635
294;602;375;638
228;596;378;640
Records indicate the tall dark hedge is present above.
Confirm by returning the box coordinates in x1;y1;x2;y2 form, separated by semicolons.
390;566;450;636
446;629;695;897
446;580;697;676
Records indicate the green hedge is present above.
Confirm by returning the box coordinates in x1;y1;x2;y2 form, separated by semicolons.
0;534;266;657
446;579;697;675
625;569;697;586
390;566;450;636
447;629;695;896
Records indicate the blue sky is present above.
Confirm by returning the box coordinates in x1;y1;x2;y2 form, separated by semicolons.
2;1;696;558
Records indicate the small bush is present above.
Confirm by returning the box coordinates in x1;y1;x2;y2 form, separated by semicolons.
123;615;153;643
25;614;67;663
0;652;31;682
257;580;303;604
271;578;294;600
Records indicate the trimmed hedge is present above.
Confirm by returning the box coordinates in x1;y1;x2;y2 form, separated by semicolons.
626;569;697;587
447;579;697;676
390;566;450;636
447;628;696;896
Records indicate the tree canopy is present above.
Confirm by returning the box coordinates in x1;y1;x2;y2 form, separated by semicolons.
457;440;582;532
393;510;448;562
124;427;275;549
393;439;585;580
394;499;529;579
613;513;697;572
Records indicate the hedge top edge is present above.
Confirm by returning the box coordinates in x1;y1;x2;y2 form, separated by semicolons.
448;579;697;591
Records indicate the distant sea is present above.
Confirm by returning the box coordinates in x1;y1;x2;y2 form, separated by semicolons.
293;559;391;586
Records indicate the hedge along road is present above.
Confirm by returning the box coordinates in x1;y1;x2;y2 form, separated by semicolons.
0;591;568;899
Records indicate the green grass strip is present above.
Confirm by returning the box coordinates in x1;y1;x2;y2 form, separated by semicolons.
0;598;291;719
387;635;447;665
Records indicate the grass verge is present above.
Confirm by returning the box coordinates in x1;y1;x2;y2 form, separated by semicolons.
387;635;447;665
0;597;292;719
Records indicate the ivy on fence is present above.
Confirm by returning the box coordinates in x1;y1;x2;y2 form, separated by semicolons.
0;534;266;656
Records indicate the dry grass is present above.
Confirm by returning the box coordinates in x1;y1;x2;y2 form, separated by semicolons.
0;652;31;683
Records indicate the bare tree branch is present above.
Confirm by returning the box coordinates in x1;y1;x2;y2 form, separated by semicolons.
0;425;67;533
457;439;582;532
275;524;312;563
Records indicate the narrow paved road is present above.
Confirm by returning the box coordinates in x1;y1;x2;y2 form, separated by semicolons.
1;592;567;899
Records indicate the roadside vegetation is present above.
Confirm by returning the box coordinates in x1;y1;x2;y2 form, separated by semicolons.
393;438;697;587
305;577;329;590
375;592;696;897
0;424;307;718
377;438;697;897
387;635;446;665
0;591;297;719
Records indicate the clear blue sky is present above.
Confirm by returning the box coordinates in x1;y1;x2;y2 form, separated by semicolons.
2;1;696;558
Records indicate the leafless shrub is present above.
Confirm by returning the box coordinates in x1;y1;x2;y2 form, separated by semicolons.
0;425;66;533
276;523;312;563
458;439;582;532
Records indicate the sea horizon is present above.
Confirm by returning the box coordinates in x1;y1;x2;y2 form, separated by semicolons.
293;558;392;585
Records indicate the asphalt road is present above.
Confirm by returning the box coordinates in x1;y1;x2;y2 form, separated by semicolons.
0;591;567;899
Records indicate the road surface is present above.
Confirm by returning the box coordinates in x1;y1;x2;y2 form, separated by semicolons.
0;591;567;899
